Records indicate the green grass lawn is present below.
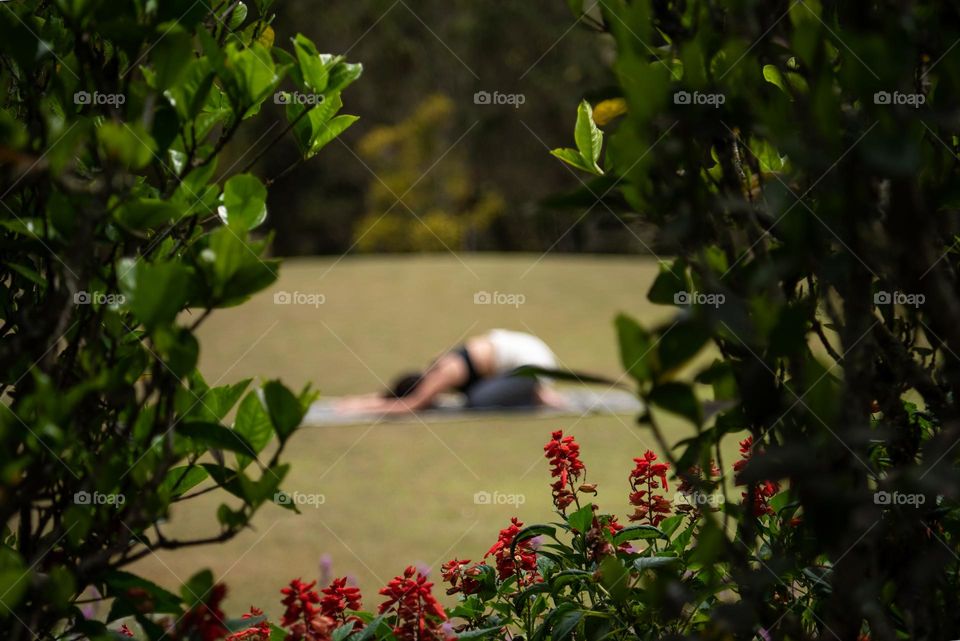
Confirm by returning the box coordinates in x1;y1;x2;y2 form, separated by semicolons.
128;254;737;619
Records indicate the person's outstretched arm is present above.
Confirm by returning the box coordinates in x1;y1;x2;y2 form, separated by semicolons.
335;356;465;415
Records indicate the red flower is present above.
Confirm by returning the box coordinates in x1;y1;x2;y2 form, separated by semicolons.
732;437;754;479
226;607;271;641
733;437;779;517
320;578;363;627
119;625;134;638
544;430;586;512
628;451;672;527
378;566;447;641
176;583;228;641
281;579;332;641
440;559;481;596
484;517;539;586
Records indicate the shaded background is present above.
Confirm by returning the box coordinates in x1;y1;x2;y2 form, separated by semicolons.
221;0;650;256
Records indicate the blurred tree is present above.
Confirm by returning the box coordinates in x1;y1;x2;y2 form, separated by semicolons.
353;94;504;251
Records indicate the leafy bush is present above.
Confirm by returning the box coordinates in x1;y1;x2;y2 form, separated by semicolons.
547;0;960;638
0;1;360;638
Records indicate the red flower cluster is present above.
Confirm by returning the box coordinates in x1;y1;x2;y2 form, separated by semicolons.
734;436;779;517
320;577;363;627
281;579;334;641
544;430;586;511
176;583;228;641
484;517;539;586
440;558;481;596
377;566;447;641
628;450;672;527
226;607;271;641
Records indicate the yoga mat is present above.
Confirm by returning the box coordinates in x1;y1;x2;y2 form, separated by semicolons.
300;388;645;427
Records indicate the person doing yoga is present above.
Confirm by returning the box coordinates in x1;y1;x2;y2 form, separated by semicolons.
334;329;569;415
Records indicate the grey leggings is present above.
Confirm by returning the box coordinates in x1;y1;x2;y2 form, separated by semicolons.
464;375;539;409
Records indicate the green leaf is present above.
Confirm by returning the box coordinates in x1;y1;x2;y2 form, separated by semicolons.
117;259;192;330
234;391;272;470
221;42;278;114
657;321;710;374
598;556;630;602
0;548;26;616
614;313;656;384
292;34;333;92
633;556;679;571
550;147;598;174
163;57;215;120
574;100;603;174
218;173;267;231
114;198;181;231
98;122;156;169
306;114;358;158
160;466;209;497
456;626;504;640
612;524;667;544
181;569;214;606
327;61;363;93
103;570;182;617
567;503;594;533
201;227;280;306
153;326;199;378
151;25;194;90
647;258;689;305
263;380;303;441
179;421;256;455
649;382;702;426
552;610;584;641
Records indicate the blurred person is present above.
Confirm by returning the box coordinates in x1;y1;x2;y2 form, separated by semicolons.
335;329;568;414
